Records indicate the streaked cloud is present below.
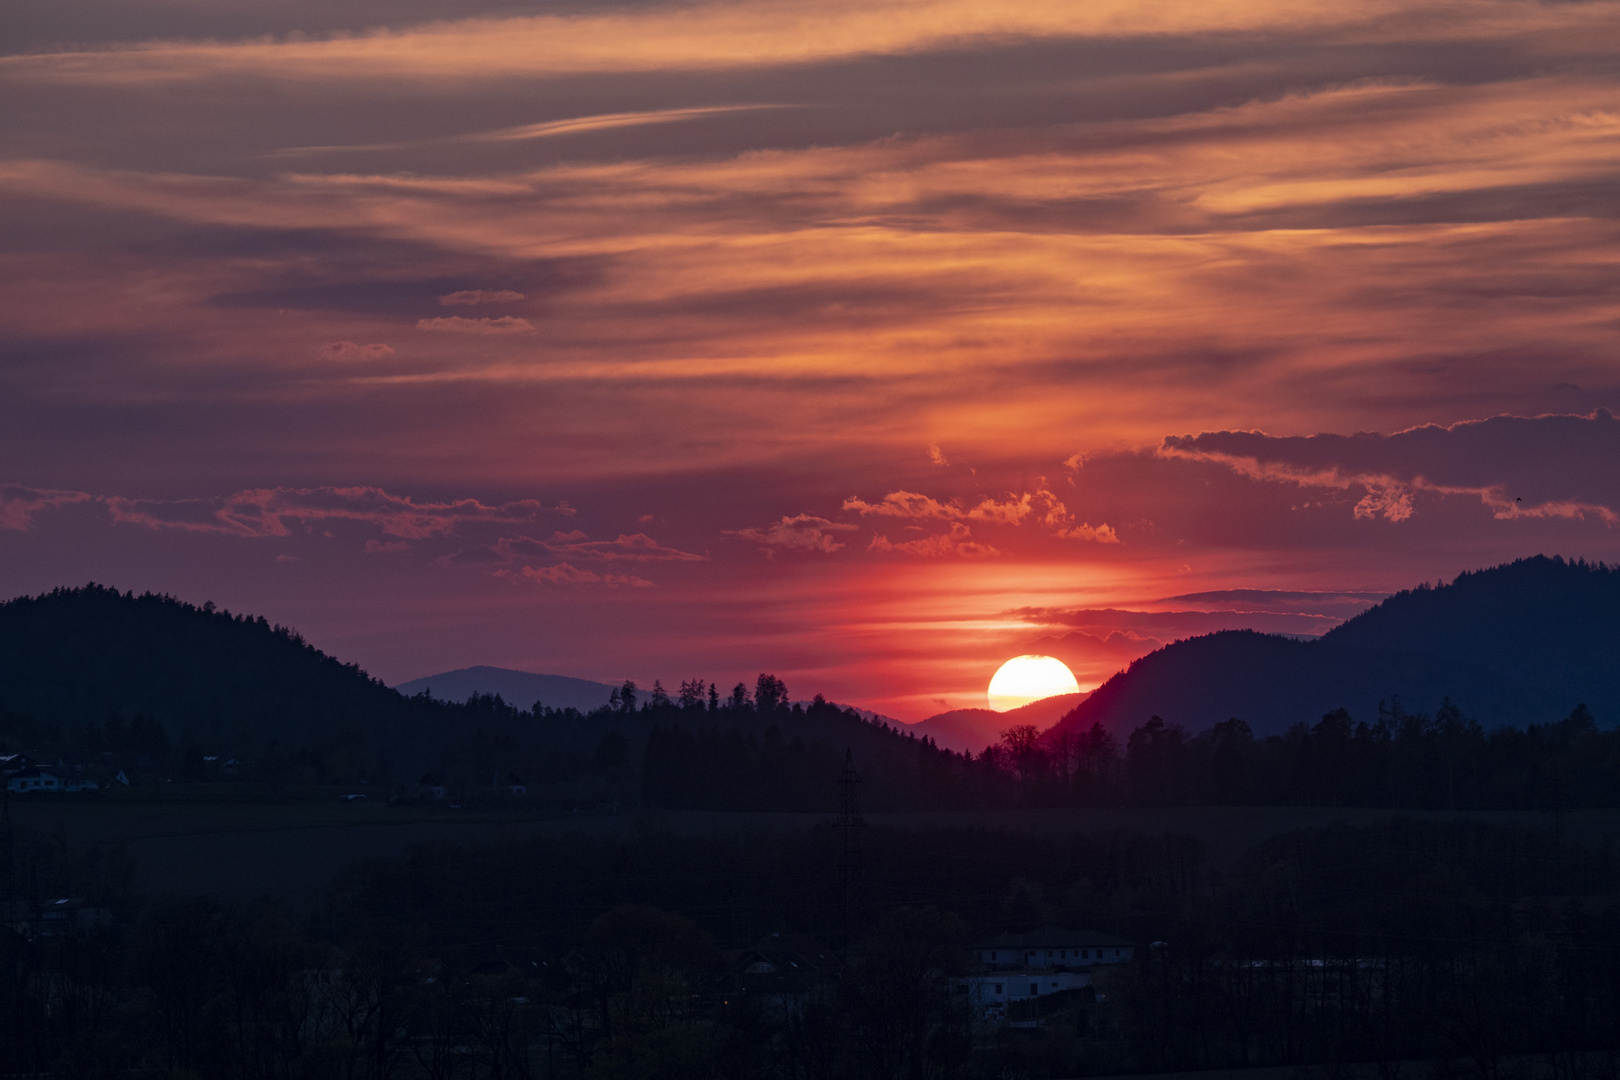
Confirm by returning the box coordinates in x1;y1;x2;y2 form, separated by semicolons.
416;316;536;335
319;340;395;359
498;563;654;588
503;530;706;562
725;514;857;555
870;522;1000;558
439;289;524;306
104;486;557;539
0;486;92;531
1163;410;1620;525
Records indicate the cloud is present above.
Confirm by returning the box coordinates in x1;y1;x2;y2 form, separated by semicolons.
319;340;395;359
439;290;525;306
0;486;92;530
416;316;536;335
0;0;1444;86
869;521;999;558
364;538;411;553
843;490;1031;524
105;486;556;538
470;106;790;143
498;563;653;588
1162;589;1386;618
1161;409;1620;525
1035;486;1120;543
1012;605;1352;639
845;487;1119;544
508;530;706;562
928;444;949;466
725;513;857;554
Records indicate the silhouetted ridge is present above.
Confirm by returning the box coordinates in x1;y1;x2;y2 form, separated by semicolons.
1051;556;1620;738
0;584;408;748
1324;554;1620;704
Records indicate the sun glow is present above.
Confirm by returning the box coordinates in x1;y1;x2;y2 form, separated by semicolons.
987;655;1080;711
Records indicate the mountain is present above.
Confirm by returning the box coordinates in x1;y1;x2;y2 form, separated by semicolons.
1048;556;1619;739
0;584;436;758
396;666;615;712
906;693;1087;754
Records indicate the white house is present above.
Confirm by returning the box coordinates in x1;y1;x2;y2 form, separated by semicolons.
7;768;61;793
974;927;1133;970
959;969;1093;1024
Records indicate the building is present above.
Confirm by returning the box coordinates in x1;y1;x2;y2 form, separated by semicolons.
974;927;1133;969
6;767;62;793
960;927;1134;1024
732;933;833;1014
960;969;1093;1024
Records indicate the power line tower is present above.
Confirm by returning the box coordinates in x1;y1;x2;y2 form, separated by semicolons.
833;749;865;956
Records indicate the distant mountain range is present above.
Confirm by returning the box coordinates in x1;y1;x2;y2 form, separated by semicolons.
905;693;1087;754
395;666;616;712
1049;555;1619;739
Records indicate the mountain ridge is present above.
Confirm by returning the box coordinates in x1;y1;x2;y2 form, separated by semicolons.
905;693;1088;754
1048;555;1618;740
395;665;616;712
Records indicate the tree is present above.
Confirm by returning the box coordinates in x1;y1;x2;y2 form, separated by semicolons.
999;725;1047;784
754;674;789;714
677;679;706;710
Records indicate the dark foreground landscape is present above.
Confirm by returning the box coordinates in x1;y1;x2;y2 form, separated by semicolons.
0;558;1618;1078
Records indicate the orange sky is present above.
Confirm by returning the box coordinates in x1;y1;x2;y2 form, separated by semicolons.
2;0;1618;717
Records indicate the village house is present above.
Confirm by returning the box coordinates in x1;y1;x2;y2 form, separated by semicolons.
974;926;1133;969
959;927;1135;1024
6;767;61;793
731;933;832;1014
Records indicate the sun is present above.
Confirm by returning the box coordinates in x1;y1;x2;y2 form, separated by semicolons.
988;655;1080;711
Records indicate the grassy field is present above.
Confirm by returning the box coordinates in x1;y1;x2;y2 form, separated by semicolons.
10;791;1620;905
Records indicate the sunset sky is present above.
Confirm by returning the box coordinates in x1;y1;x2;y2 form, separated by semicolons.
3;0;1618;717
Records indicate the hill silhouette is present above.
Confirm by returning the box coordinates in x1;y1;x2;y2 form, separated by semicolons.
396;666;615;712
905;692;1087;753
1049;556;1618;739
0;585;436;758
0;584;978;808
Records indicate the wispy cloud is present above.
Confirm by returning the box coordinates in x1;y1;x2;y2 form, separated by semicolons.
498;563;653;588
725;514;857;554
870;522;999;558
0;486;92;531
439;290;524;306
104;486;557;538
416;316;536;335
1162;410;1620;525
502;530;706;562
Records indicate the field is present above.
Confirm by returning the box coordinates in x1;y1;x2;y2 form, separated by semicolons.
12;790;1620;904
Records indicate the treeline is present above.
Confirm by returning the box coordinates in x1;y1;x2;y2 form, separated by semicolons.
2;817;1617;1077
1011;699;1620;811
629;695;1620;813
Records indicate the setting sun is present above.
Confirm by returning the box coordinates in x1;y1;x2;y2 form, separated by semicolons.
987;654;1081;711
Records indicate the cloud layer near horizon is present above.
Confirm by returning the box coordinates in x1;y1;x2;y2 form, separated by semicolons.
2;0;1618;715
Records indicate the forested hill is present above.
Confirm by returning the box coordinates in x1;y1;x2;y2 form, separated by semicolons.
1050;556;1619;739
1322;555;1620;714
0;584;442;761
0;584;967;807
